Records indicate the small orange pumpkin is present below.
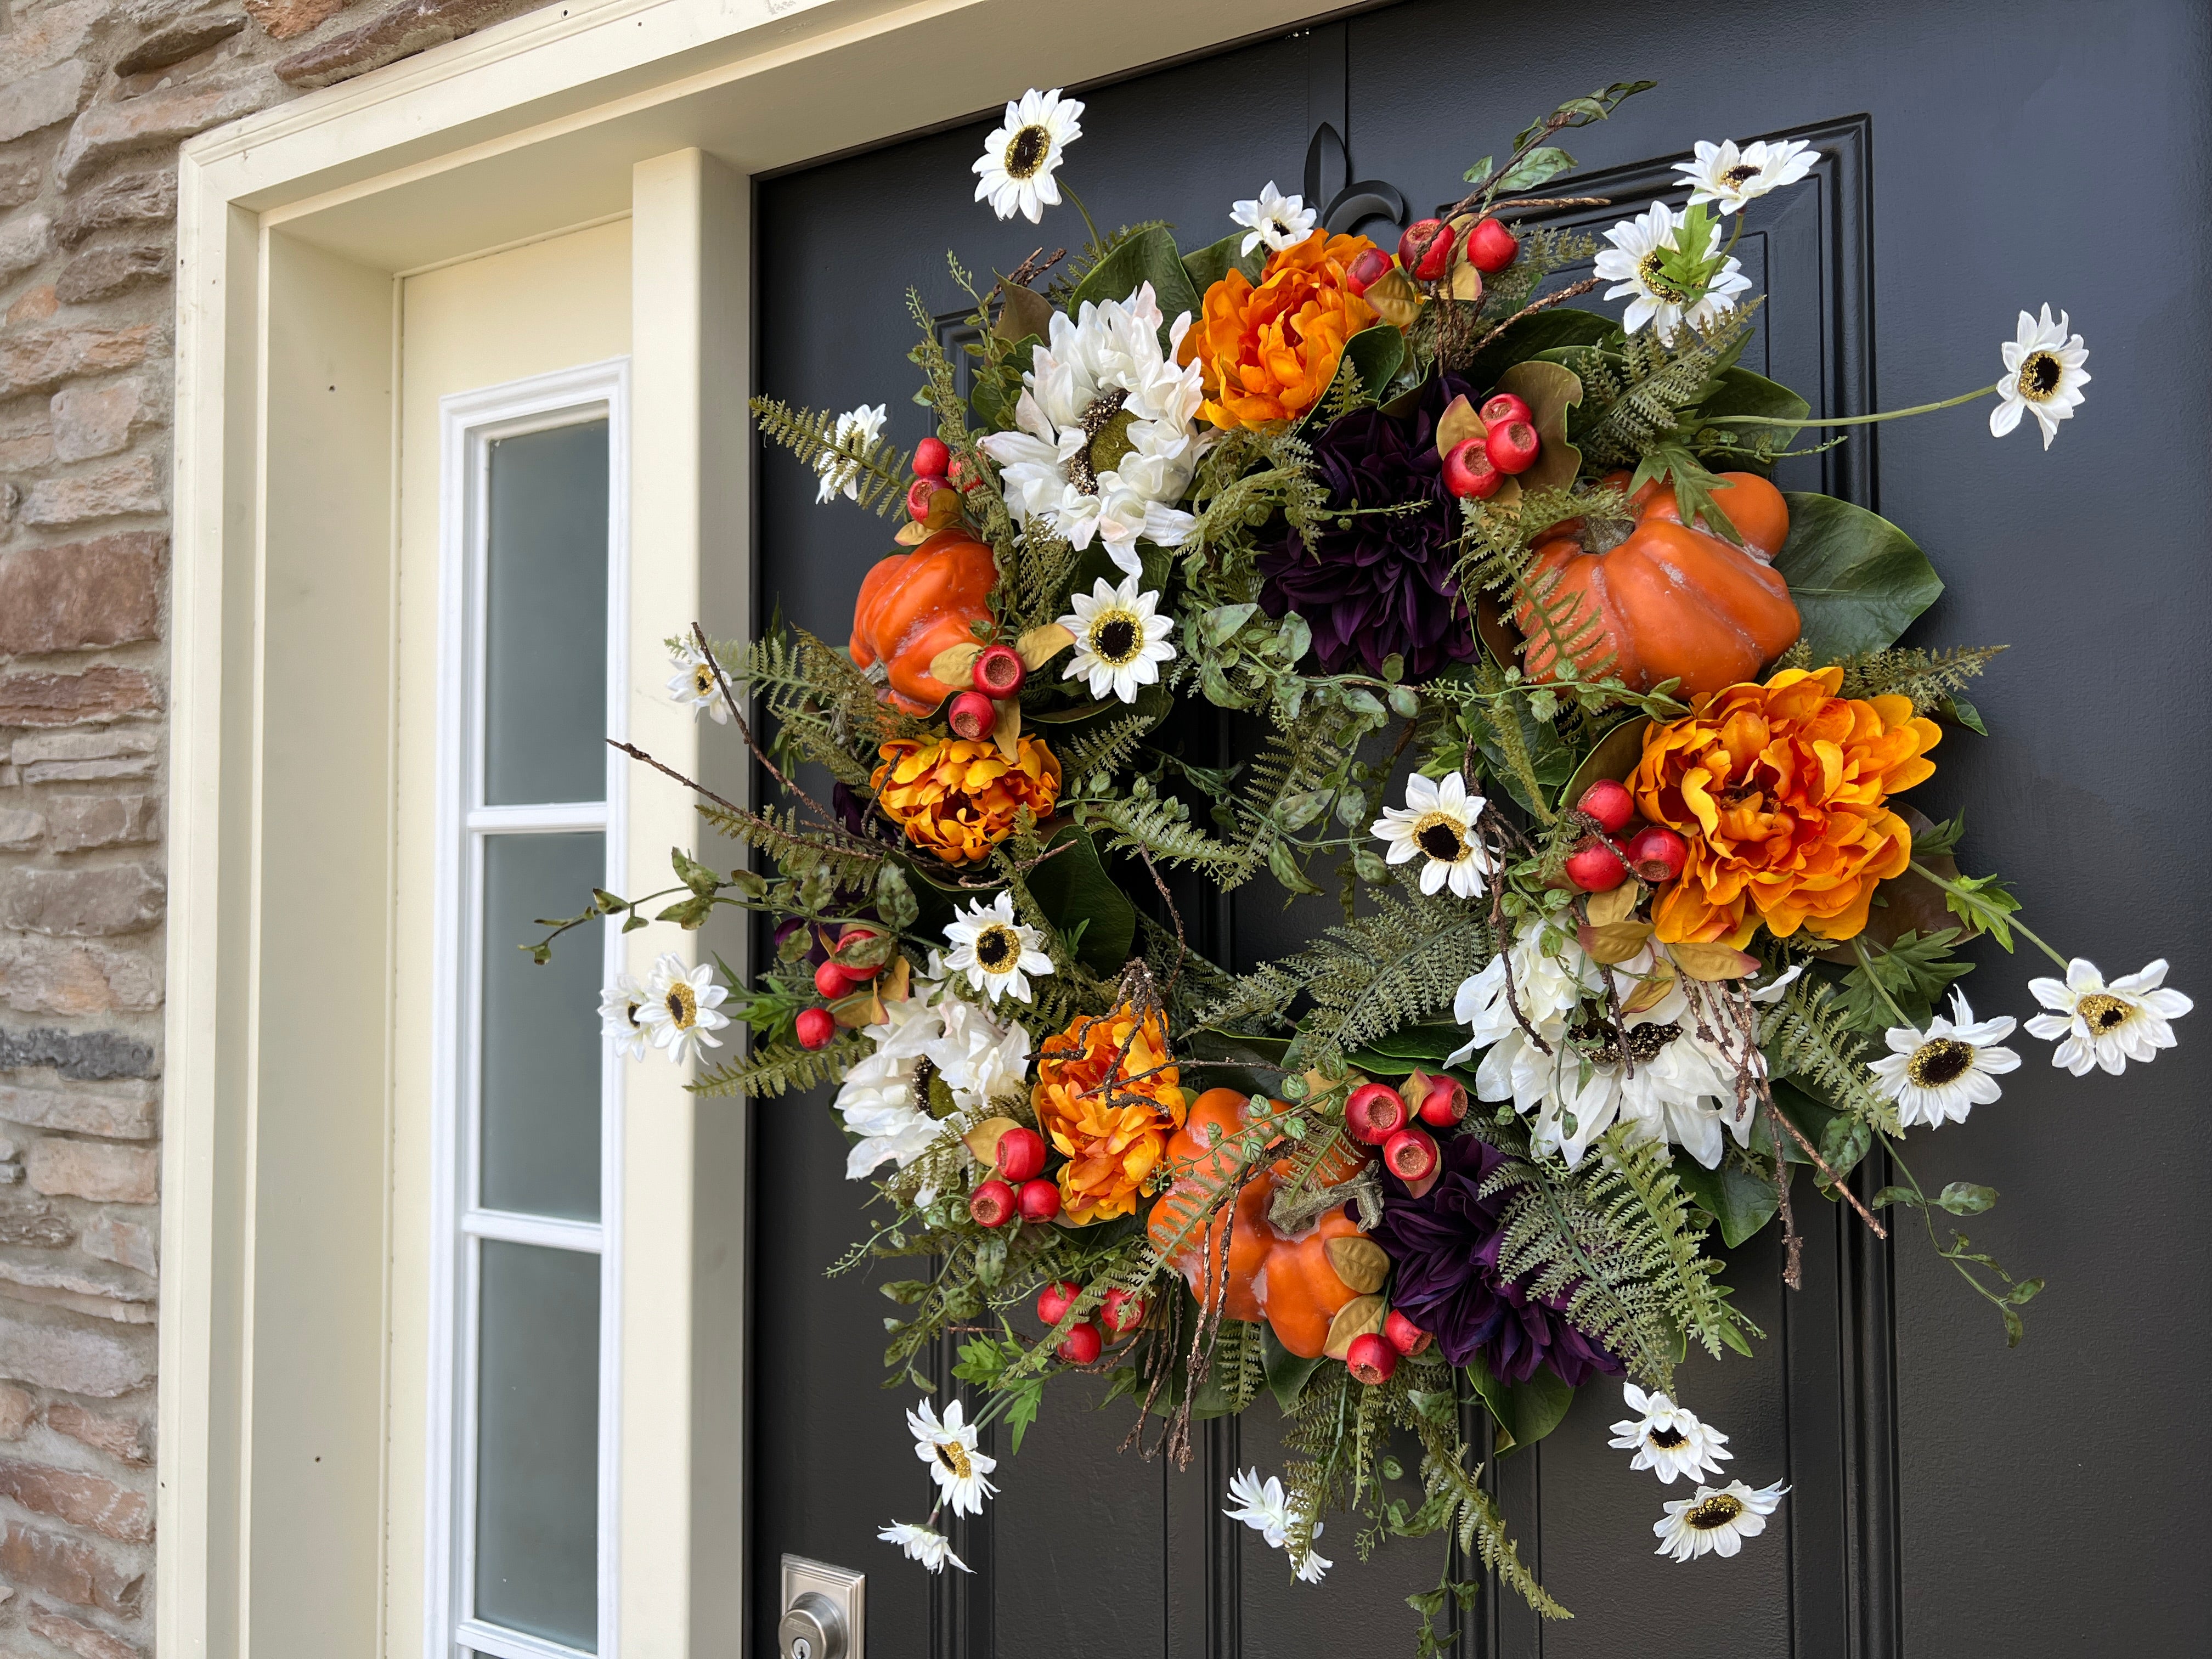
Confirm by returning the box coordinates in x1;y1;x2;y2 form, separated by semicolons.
849;527;998;714
1516;471;1799;698
1146;1088;1375;1359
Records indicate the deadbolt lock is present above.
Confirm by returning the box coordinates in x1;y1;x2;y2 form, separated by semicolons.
780;1554;864;1659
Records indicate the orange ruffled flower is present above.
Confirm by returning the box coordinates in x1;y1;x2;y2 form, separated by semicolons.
871;734;1062;866
1033;1005;1185;1226
1631;666;1940;947
1178;230;1381;430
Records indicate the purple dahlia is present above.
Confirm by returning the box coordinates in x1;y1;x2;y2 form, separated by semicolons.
1369;1131;1620;1387
1256;372;1483;679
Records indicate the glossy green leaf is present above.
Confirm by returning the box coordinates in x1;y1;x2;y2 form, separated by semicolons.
1775;494;1945;661
1470;307;1620;387
1070;226;1201;341
1025;825;1136;977
1559;716;1651;814
1675;1154;1781;1248
1263;1325;1328;1414
1180;230;1265;297
1465;1352;1577;1453
1342;324;1407;402
1697;366;1810;430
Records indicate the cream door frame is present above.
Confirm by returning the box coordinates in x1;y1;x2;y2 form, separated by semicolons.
165;0;1334;1654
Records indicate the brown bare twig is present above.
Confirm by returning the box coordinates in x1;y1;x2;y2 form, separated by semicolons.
1469;275;1602;358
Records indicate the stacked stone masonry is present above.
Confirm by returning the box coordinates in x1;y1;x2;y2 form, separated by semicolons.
0;0;558;1649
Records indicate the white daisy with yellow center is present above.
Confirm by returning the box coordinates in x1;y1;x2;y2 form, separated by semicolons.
1990;304;2091;449
943;891;1054;1005
1866;990;2020;1128
1371;770;1489;900
879;1520;969;1575
636;952;731;1065
596;970;651;1063
971;87;1083;224
1231;180;1318;256
1654;1477;1788;1563
2024;957;2191;1076
1593;201;1752;340
1058;574;1178;703
1674;136;1818;215
665;641;731;724
1609;1382;1733;1485
908;1397;997;1517
815;402;887;503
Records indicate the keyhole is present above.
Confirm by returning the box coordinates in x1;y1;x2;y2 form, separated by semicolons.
792;1640;812;1659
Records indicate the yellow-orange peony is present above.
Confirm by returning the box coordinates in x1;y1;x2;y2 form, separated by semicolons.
1033;1004;1184;1225
1178;230;1381;430
1630;667;1940;947
870;734;1061;866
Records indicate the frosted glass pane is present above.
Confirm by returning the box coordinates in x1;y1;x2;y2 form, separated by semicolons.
484;419;608;806
481;833;602;1220
475;1240;600;1649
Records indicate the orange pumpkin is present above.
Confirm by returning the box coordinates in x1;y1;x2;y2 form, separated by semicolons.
1515;471;1799;698
849;527;998;714
1146;1088;1374;1359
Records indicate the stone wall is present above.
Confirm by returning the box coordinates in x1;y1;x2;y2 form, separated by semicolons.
0;0;550;1650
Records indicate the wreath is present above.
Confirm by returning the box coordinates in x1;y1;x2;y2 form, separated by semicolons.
537;78;2177;1645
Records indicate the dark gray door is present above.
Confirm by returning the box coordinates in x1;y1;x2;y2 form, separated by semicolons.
749;3;2211;1654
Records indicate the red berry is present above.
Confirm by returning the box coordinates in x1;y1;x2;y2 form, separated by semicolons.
1486;419;1541;475
947;690;997;741
1398;218;1456;283
836;927;884;980
1480;392;1533;429
1441;436;1503;500
968;1178;1016;1228
994;1125;1046;1183
1628;825;1690;883
913;435;951;479
794;1007;837;1049
947;454;981;492
1384;1310;1434;1357
1577;778;1635;834
813;960;855;1000
1383;1126;1438;1184
1344;1081;1409;1144
1036;1279;1080;1325
1346;1331;1398;1386
905;477;940;521
1101;1288;1148;1336
1016;1178;1062;1223
1413;1073;1466;1128
1465;217;1520;275
973;643;1026;698
1057;1321;1103;1364
1344;245;1394;297
1565;840;1628;893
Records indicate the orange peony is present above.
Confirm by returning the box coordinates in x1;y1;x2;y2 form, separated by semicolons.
1033;1004;1184;1225
1631;667;1940;947
870;734;1062;866
1178;230;1381;430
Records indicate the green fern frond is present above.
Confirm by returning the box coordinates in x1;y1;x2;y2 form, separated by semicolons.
1764;975;1901;1135
1590;1128;1759;1361
691;1031;865;1099
1833;645;2007;712
1059;713;1158;788
748;396;912;518
1571;306;1757;468
693;799;884;890
1083;792;1244;875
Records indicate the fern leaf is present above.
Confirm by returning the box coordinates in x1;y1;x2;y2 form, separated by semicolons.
748;396;913;517
691;1031;864;1099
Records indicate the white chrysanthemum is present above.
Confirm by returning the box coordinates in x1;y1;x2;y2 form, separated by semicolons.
1371;771;1489;899
1224;1468;1330;1583
978;282;1207;574
635;952;730;1065
1594;202;1752;340
666;641;731;724
1610;1383;1734;1485
1654;1479;1787;1563
1866;990;2020;1129
2024;957;2191;1076
1990;305;2090;450
972;87;1083;224
879;1520;969;1575
1231;180;1318;256
1674;137;1817;215
1058;574;1177;702
927;996;1033;1120
597;971;650;1063
909;1397;997;1517
835;986;948;1180
815;402;887;503
943;891;1054;1005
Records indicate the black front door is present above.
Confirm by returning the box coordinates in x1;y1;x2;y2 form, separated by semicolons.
750;3;2210;1654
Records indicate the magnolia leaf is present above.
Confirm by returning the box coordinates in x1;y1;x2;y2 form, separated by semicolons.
991;693;1022;760
1342;325;1407;403
1025;825;1136;975
830;985;883;1029
1469;307;1617;387
929;641;984;687
1015;622;1075;669
1448;259;1485;302
1775;494;1945;660
1579;919;1654;965
1559;717;1651;814
1323;1293;1387;1360
994;280;1055;346
1181;230;1266;296
1667;941;1759;982
1675;1154;1781;1248
1363;266;1422;331
962;1115;1024;1165
1585;883;1640;927
879;955;911;1005
1262;1325;1327;1412
1435;393;1482;459
1069;225;1201;345
1620;960;1677;1015
1465;1348;1576;1454
1493;360;1583;492
1325;1236;1391;1295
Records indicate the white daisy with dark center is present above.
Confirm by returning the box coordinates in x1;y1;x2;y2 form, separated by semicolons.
1866;989;2021;1128
636;951;731;1065
908;1397;997;1517
1609;1382;1734;1485
1990;304;2091;449
1594;201;1752;340
879;1520;969;1575
1653;1478;1788;1563
1371;770;1490;899
943;891;1054;1005
1230;180;1318;256
2024;957;2192;1076
596;970;651;1063
1674;136;1818;215
814;402;887;504
971;87;1084;224
666;641;731;724
1058;573;1178;703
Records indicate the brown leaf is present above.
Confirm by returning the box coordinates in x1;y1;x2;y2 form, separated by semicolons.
831;986;884;1029
994;280;1056;346
1585;884;1641;927
1494;359;1584;493
1578;919;1654;965
962;1115;1023;1165
929;641;984;688
1364;267;1423;330
1323;1293;1387;1361
1015;622;1075;669
1435;393;1483;459
880;955;912;1004
893;520;930;546
992;693;1023;760
1620;960;1678;1015
1667;941;1760;982
1448;261;1485;303
1325;1237;1390;1295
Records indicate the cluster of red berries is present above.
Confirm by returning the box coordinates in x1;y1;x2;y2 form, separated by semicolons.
1344;1070;1465;1197
967;1125;1063;1228
904;435;978;518
1347;1311;1435;1387
947;641;1026;741
1441;388;1542;501
1562;778;1690;894
793;925;883;1051
1035;1278;1147;1366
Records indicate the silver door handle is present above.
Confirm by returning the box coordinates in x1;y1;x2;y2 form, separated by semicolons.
778;1590;845;1659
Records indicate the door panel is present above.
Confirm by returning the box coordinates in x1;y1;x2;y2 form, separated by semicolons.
752;3;2212;1654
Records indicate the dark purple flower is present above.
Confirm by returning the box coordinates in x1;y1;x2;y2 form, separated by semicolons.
1369;1131;1620;1387
1256;373;1483;679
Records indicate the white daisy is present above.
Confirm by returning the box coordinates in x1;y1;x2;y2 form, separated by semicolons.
1370;771;1489;899
814;402;887;503
1866;990;2021;1129
1990;305;2090;449
971;87;1083;224
1674;137;1818;215
1609;1383;1733;1485
836;984;949;1180
908;1397;997;1516
1594;201;1752;340
879;1520;970;1575
597;971;650;1062
1231;180;1318;256
666;641;731;724
943;892;1054;1005
979;283;1209;574
2024;957;2191;1076
1224;1468;1330;1583
1058;574;1177;703
635;952;730;1065
927;997;1034;1116
1654;1479;1788;1563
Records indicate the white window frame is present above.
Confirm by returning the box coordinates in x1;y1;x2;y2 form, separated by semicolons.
427;358;631;1659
